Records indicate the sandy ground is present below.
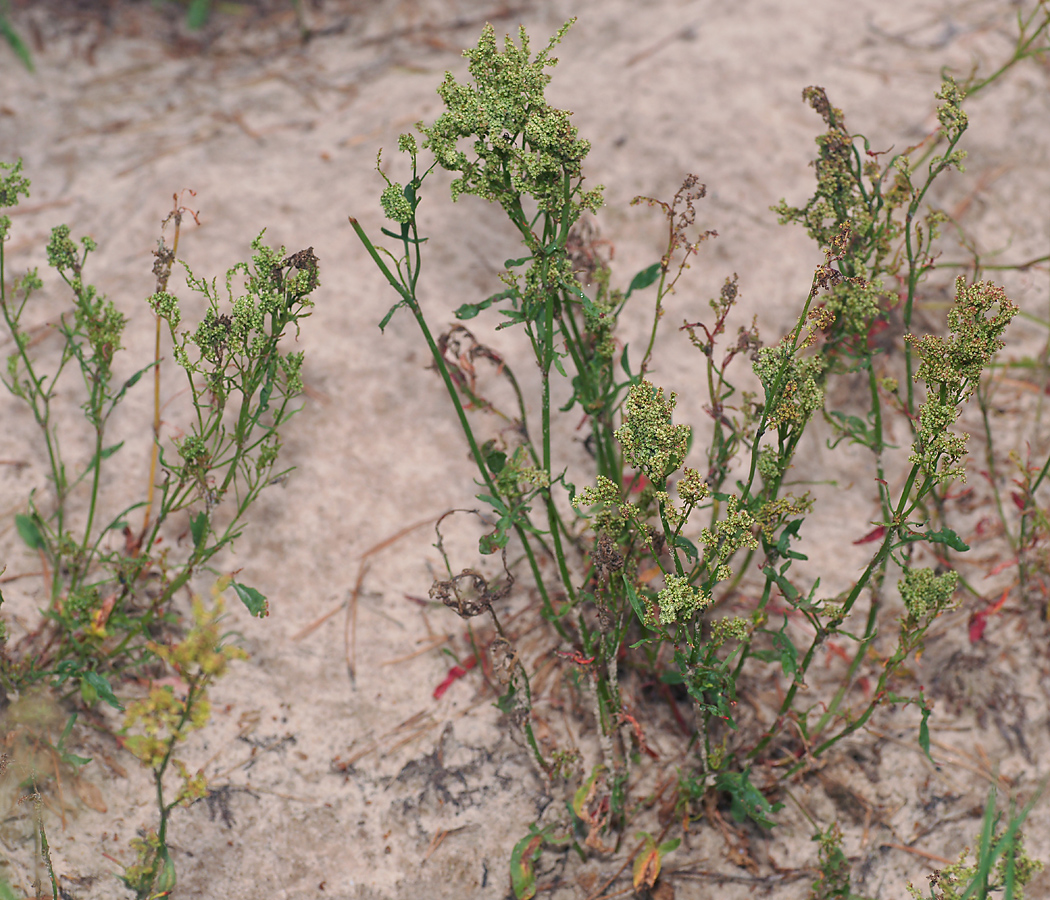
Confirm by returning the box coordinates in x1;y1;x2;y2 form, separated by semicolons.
2;0;1050;898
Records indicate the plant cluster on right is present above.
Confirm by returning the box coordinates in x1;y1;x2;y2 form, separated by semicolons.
354;10;1049;898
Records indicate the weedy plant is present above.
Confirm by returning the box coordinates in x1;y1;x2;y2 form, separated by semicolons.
118;588;246;899
353;11;1049;896
905;784;1045;900
0;158;315;893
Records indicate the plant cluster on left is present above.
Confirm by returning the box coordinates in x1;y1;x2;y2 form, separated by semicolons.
0;157;315;897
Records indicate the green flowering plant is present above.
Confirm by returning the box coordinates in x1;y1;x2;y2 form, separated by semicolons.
1;162;313;705
350;17;1044;897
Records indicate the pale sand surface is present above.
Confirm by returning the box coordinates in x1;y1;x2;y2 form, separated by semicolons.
1;1;1049;898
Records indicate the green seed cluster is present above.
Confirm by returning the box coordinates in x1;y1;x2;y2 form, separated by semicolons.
615;381;691;481
700;495;759;583
0;158;30;240
898;567;958;628
752;347;825;430
657;573;710;625
148;290;181;330
907;277;1017;481
380;182;413;224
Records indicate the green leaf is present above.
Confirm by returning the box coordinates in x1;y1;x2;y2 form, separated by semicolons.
15;513;44;550
455;288;515;320
190;511;208;548
505;255;532;269
186;0;210;29
772;617;798;680
479;530;506;555
715;768;783;829
476;492;509;515
232;581;269;618
620;345;633;378
918;703;935;766
259;377;273;411
496;682;518;715
673;535;698;563
0;12;33;72
915;689;938;768
775;519;807;561
623;576;650;628
624;263;661;299
0;870;21;900
83;672;124;712
155;846;177;894
112;362;156;405
484;449;507;475
510;830;544;900
763;565;798;604
926;527;970;552
379;226;426;244
378;299;406;332
559;279;597;315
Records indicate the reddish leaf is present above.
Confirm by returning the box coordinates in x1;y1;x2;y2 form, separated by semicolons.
969;611;989;643
968;588;1010;644
866;317;890;348
853;525;886;545
433;655;476;699
633;837;661;890
555;649;595;666
986;557;1018;578
628;474;650;494
511;833;545;900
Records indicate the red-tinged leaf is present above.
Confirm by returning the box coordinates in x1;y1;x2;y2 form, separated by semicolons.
620;710;659;759
632;833;670;890
1011;491;1027;511
853;525;886;545
969;611;989;643
433;655;476;699
90;592;117;637
555;649;595;666
573;766;604;818
969;587;1011;644
986;557;1018;578
510;833;545;900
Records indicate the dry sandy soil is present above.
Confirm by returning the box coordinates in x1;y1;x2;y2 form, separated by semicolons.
2;1;1050;898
